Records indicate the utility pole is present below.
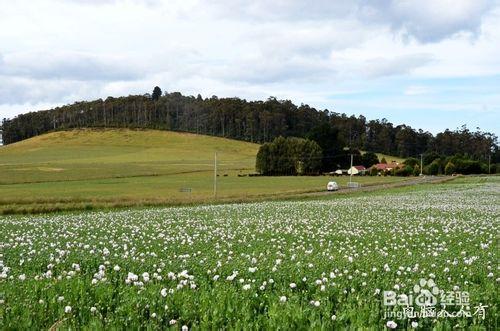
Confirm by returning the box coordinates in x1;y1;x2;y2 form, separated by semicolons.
420;154;423;176
214;152;217;200
349;153;353;184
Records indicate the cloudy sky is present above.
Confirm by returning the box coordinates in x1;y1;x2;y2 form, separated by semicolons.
1;0;499;134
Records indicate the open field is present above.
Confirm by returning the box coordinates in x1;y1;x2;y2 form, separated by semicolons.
0;174;407;214
0;176;498;329
0;129;406;214
361;151;406;164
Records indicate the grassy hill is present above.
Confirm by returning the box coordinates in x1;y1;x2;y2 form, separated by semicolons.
0;129;404;213
373;153;406;164
360;151;406;164
0;129;259;184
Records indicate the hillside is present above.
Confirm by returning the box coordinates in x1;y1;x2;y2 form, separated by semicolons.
0;128;404;213
360;151;406;164
0;128;259;184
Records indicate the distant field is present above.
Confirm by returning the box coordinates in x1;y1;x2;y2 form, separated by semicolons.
360;150;406;164
0;129;405;213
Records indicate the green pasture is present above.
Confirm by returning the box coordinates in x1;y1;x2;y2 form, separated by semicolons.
0;129;404;213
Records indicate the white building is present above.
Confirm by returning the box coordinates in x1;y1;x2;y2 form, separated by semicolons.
347;165;367;175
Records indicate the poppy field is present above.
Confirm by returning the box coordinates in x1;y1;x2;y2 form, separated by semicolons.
0;176;498;329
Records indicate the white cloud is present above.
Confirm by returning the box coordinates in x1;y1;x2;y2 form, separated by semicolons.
0;51;146;81
404;85;432;96
0;75;107;105
362;54;435;78
209;0;495;43
358;0;495;43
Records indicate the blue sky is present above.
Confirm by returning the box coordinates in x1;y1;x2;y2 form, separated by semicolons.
323;75;500;133
0;0;499;135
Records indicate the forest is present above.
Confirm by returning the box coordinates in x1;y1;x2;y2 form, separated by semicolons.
2;87;498;169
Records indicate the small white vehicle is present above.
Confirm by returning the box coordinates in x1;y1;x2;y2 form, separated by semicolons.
326;181;339;191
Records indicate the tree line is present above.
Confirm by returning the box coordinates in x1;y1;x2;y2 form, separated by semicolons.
2;87;498;171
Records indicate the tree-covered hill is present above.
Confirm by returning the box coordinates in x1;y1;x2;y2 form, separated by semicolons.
1;89;498;163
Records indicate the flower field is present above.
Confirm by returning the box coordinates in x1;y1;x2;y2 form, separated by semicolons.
0;177;498;329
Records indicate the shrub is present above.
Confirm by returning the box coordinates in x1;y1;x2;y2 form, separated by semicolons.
444;162;456;175
412;165;421;176
426;161;440;175
396;165;413;176
446;156;487;175
404;157;419;168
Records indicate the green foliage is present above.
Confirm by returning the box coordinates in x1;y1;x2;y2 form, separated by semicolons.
404;157;419;168
445;156;485;175
2;92;497;164
423;151;440;165
328;149;362;171
255;144;271;176
380;157;387;164
412;165;421;176
395;125;420;157
444;162;456;175
256;136;322;175
361;152;379;168
306;123;343;172
395;165;414;176
426;160;440;175
458;160;482;174
433;125;496;161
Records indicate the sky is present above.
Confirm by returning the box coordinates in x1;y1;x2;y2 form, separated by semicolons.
0;0;499;135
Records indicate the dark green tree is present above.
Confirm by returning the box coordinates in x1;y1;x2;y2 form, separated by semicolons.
256;136;322;175
423;152;440;165
152;86;162;101
404;157;419;168
255;143;271;175
361;152;379;168
306;122;343;172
